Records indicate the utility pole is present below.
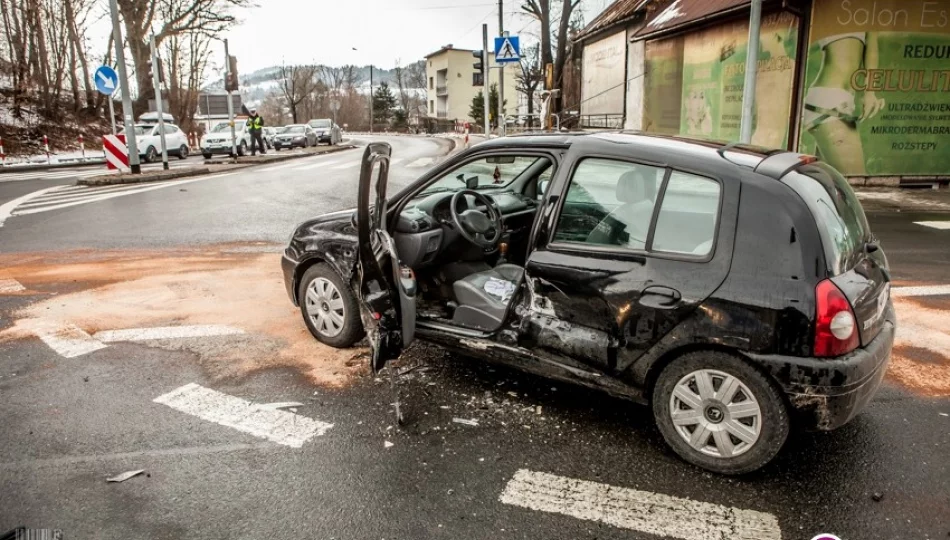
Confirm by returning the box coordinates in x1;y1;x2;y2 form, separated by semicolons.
497;0;505;136
739;0;762;144
369;65;374;134
224;39;237;157
482;24;490;136
150;34;169;170
109;0;140;173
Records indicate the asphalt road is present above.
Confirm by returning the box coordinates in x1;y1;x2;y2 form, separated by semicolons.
0;136;948;540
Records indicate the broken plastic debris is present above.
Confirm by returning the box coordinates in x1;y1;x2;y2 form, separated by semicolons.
536;406;543;415
940;413;948;417
255;402;304;410
452;418;479;427
384;441;394;449
107;469;145;483
439;405;450;410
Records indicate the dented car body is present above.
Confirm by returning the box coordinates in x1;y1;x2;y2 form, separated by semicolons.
282;133;895;474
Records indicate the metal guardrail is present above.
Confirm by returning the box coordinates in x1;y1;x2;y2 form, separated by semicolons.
575;114;624;129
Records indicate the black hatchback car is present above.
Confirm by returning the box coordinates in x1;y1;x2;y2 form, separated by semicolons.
282;133;895;474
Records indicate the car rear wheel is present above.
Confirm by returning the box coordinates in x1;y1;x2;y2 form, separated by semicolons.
178;145;189;159
237;141;247;157
144;146;157;163
652;351;789;475
298;263;364;348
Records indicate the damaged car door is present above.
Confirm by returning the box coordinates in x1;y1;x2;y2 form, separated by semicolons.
519;148;736;379
355;142;417;372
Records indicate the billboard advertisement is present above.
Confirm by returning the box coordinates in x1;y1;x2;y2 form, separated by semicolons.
800;0;950;176
580;30;628;120
643;12;799;147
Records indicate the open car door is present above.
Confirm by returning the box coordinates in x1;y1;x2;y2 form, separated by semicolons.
354;142;417;373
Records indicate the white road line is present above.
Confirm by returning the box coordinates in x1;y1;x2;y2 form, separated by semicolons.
406;157;434;168
330;162;356;170
23;320;107;358
294;159;344;171
0;278;25;293
893;285;950;298
896;323;950;356
914;221;950;230
95;325;244;342
499;469;782;540
0;186;61;227
16;184;152;207
11;177;208;216
153;383;333;448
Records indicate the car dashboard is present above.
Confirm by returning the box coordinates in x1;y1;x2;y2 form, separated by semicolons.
392;190;538;268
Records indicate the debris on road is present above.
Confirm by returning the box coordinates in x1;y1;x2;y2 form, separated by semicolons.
107;469;145;483
255;401;305;411
384;441;394;449
872;492;885;502
452;417;479;427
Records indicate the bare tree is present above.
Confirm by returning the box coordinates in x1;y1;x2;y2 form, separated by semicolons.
517;43;543;127
115;0;250;113
520;0;580;113
277;64;318;123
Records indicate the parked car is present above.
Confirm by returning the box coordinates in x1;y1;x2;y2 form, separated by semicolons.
200;122;252;158
263;127;277;149
281;133;895;475
307;118;341;145
121;123;190;162
273;125;317;150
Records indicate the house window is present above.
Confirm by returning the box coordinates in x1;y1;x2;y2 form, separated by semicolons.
473;73;483;86
429;77;434;89
430;100;434;114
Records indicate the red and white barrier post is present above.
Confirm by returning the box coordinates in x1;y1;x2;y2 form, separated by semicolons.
79;134;85;160
103;134;130;172
0;136;5;167
43;135;51;164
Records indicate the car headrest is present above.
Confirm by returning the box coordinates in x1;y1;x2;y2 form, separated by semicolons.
616;168;659;203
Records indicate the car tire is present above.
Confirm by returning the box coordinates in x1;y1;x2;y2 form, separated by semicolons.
237;141;247;157
298;263;364;348
144;146;157;163
178;145;189;159
202;152;212;160
652;351;789;475
274;146;280;152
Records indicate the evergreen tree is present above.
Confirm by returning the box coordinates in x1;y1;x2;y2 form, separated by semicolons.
469;84;508;129
372;82;397;125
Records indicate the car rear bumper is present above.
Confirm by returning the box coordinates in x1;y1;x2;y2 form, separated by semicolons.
747;307;895;431
202;146;235;155
281;250;298;305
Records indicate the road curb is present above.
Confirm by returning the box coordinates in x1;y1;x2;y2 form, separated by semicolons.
78;167;214;186
202;144;355;166
76;145;358;186
0;158;107;174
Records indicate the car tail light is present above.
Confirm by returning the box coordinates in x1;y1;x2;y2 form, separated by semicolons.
814;279;859;357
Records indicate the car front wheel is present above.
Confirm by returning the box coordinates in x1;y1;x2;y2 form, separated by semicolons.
178;145;189;159
144;146;157;163
652;351;789;475
298;263;364;348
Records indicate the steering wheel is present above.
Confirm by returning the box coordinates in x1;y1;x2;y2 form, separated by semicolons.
450;189;503;249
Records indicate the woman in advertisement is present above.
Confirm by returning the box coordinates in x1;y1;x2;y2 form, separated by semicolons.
803;32;886;174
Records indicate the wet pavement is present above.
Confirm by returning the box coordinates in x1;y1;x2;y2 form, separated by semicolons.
0;137;948;539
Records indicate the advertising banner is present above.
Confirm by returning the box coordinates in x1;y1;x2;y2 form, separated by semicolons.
581;30;628;119
800;0;950;176
643;12;799;147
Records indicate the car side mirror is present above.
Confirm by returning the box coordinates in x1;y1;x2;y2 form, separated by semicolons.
539;179;550;196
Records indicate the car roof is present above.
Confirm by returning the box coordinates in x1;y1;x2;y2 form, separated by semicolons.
476;131;805;181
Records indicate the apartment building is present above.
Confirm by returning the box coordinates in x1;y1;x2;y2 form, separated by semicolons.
424;45;519;124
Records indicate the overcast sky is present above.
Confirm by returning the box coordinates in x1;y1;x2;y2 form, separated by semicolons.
220;0;614;73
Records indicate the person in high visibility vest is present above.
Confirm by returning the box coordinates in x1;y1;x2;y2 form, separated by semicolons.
246;108;266;156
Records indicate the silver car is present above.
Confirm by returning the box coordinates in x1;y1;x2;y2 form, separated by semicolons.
273;125;317;150
307;119;341;145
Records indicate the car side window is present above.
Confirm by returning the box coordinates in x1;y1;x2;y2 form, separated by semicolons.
552;158;664;250
651;172;721;256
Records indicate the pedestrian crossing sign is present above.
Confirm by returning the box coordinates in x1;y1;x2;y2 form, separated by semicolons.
494;36;520;63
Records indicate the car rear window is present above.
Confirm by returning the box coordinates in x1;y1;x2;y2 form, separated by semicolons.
781;162;871;275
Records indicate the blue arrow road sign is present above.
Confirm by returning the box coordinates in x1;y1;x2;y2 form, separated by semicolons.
494;36;520;63
94;65;118;96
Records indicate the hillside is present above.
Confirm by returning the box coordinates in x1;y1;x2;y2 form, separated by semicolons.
0;88;110;158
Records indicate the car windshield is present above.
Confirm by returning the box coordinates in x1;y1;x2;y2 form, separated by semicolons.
781;161;871;275
418;156;546;197
285;126;305;133
309;120;331;128
210;123;234;133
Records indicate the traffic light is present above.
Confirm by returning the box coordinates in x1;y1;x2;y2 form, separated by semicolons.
146;57;165;84
473;50;485;86
225;55;239;92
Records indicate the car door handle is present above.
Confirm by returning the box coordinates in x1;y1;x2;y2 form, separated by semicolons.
640;286;682;309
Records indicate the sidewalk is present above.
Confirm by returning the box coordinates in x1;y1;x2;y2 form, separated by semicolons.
854;186;950;213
